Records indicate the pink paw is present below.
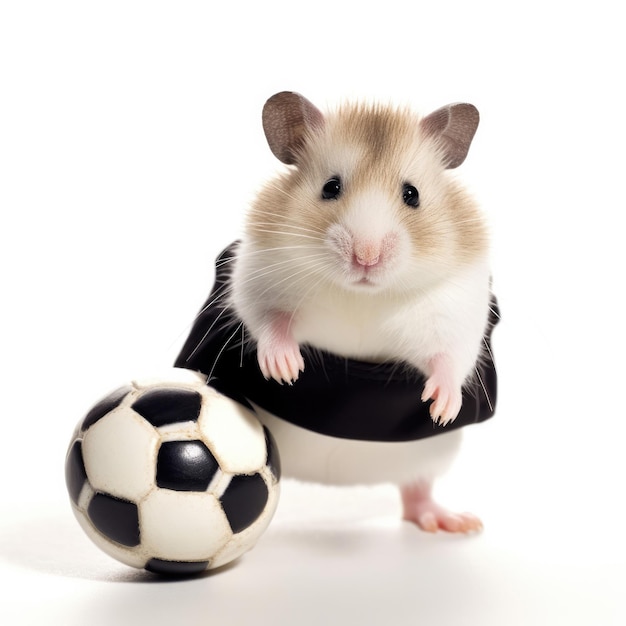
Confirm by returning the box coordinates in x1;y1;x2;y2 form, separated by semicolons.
257;339;304;384
411;507;483;534
421;354;462;426
421;377;462;426
401;482;482;534
256;311;304;384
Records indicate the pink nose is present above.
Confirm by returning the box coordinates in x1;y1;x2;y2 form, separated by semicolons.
355;252;380;267
354;242;381;267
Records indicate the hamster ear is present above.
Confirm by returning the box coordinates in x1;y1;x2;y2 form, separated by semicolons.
262;91;324;165
420;103;479;169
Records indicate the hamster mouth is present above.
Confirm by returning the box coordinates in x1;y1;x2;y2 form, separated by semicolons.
326;226;400;290
329;260;382;290
336;250;397;290
348;266;386;289
353;277;374;287
355;268;379;283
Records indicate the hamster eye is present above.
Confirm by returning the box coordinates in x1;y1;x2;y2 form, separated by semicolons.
402;184;420;208
321;177;342;200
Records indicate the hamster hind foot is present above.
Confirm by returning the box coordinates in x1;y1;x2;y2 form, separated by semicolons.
401;480;483;534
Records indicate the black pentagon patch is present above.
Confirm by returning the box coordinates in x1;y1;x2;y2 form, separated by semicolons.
263;426;281;482
131;388;202;427
88;493;140;547
81;385;131;431
220;473;269;534
145;558;210;576
156;440;219;491
65;440;87;506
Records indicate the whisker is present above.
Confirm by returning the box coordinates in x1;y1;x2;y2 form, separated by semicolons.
452;216;487;226
245;214;326;238
199;249;330;325
482;335;495;364
194;281;234;319
182;251;331;372
216;244;323;268
184;302;232;362
208;321;244;382
252;228;324;241
474;366;493;412
256;256;331;301
287;261;336;327
246;204;326;232
262;183;301;203
488;305;501;320
250;221;325;236
214;246;327;293
244;251;327;276
239;322;245;367
220;249;328;288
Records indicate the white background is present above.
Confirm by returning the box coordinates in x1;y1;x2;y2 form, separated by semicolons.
1;1;625;624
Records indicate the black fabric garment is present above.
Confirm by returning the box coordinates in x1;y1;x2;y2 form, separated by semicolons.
175;243;499;442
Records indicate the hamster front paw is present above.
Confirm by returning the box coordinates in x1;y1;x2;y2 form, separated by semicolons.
422;378;462;426
256;312;304;384
421;354;463;426
257;339;304;384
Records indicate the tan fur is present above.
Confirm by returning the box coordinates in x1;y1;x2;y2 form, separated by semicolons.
247;102;487;278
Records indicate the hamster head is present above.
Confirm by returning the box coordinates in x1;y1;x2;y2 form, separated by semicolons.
247;92;488;297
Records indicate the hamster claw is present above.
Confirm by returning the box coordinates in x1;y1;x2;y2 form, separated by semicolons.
258;342;304;385
256;312;304;384
422;374;462;426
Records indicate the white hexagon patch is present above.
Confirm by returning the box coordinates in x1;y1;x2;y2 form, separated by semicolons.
82;408;159;501
198;388;267;474
141;489;232;561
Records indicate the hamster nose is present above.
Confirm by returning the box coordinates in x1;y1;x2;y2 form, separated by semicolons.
355;253;380;267
354;241;381;267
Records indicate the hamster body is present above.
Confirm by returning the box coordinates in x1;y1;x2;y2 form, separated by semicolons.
230;92;493;532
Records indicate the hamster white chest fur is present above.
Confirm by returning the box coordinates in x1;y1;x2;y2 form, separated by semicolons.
228;92;495;533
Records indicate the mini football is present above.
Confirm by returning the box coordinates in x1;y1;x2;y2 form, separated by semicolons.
65;368;281;575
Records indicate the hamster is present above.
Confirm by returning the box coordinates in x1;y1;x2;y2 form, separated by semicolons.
229;91;494;533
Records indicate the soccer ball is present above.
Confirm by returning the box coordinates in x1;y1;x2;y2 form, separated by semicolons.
65;368;281;575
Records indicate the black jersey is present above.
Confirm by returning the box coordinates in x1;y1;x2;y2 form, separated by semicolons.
175;243;499;442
